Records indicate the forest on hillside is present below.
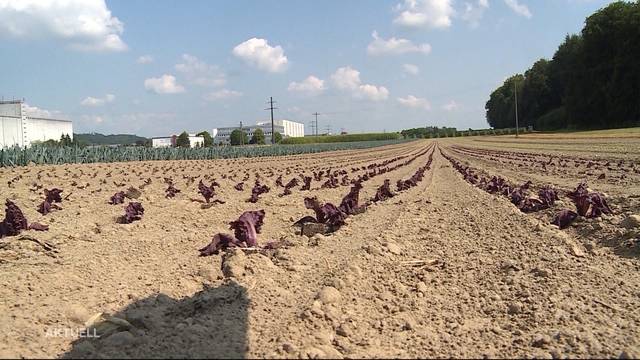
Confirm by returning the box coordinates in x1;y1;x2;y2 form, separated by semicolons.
486;1;639;131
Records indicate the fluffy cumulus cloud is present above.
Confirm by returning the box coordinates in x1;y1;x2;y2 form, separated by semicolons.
367;31;431;56
393;0;455;29
330;66;389;101
331;66;362;91
232;38;288;73
462;0;489;27
203;89;243;101
0;0;127;52
144;75;185;94
287;76;326;96
503;0;531;18
175;54;226;87
136;55;154;64
403;63;420;75
80;93;115;107
397;95;431;110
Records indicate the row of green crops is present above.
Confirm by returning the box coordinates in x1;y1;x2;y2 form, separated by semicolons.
0;139;413;167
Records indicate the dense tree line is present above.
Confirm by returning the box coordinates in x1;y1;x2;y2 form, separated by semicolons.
401;127;459;138
486;1;640;131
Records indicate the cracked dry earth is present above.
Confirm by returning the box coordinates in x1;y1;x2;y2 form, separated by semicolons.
1;140;639;359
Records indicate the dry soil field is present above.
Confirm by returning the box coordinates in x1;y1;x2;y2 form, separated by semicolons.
1;135;639;359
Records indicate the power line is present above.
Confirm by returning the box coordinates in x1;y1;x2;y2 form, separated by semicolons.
264;97;277;144
239;120;244;146
514;79;519;138
312;112;321;138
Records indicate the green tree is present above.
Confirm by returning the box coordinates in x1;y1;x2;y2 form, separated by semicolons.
520;59;557;129
196;131;213;147
273;132;283;143
485;74;524;129
230;129;248;146
250;128;266;145
486;1;640;131
176;131;191;148
59;134;73;147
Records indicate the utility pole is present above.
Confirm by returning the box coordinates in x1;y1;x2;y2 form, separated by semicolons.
309;119;316;137
312;112;320;138
514;78;519;138
265;97;277;144
239;121;244;145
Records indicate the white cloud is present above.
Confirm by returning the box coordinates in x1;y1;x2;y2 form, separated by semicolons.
367;31;431;56
403;64;420;75
80;93;115;106
23;103;67;119
443;100;460;111
136;55;153;64
330;66;389;101
144;75;185;94
503;0;531;18
175;54;226;87
0;0;127;52
393;0;455;29
331;66;362;91
358;84;390;101
462;0;490;27
397;95;431;110
203;89;243;101
288;75;326;96
232;38;288;73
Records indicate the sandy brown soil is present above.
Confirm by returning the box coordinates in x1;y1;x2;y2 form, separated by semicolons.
0;139;639;359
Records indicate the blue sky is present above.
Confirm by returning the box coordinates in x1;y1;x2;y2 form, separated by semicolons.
0;0;616;137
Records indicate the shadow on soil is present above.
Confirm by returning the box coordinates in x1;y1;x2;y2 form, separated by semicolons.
61;281;249;359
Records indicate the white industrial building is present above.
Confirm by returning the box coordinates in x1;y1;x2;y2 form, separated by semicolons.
256;119;304;138
213;123;285;145
213;119;304;145
151;134;204;148
0;100;73;148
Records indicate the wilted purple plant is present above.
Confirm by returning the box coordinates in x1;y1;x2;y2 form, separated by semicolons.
198;210;266;256
109;191;126;205
301;176;312;191
248;181;270;203
373;179;394;202
552;209;578;229
165;183;181;198
339;182;364;215
198;180;219;203
118;202;144;224
1;200;48;237
282;178;299;196
44;188;63;203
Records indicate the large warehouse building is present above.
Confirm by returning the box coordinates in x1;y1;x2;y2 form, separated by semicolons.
213;123;285;145
0;100;73;148
256;119;304;138
213;119;304;145
151;134;204;148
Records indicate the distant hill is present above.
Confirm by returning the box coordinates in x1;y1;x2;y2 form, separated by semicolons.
73;133;149;146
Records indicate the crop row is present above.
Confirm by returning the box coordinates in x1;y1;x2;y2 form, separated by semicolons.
0;139;413;167
198;145;436;256
441;147;613;230
190;143;435;204
1;143;436;243
450;145;639;177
